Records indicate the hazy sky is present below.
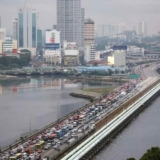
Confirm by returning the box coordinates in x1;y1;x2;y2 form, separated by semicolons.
0;0;160;35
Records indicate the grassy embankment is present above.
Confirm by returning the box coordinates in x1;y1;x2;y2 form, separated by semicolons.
82;87;114;95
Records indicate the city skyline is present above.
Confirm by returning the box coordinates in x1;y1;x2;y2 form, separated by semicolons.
0;0;160;35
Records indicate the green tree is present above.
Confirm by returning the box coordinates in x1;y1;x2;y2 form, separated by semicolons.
10;63;19;69
121;70;125;74
0;64;6;70
93;62;98;66
127;158;136;160
140;147;160;160
108;69;113;76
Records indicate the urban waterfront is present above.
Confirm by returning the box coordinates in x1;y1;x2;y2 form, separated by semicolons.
0;76;119;149
95;95;160;160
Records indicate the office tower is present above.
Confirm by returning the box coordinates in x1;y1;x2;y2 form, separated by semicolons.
84;18;94;46
18;7;37;48
37;29;42;51
53;25;57;30
97;25;108;37
57;0;84;49
118;23;126;33
0;16;1;28
0;28;6;41
13;19;18;40
136;21;147;37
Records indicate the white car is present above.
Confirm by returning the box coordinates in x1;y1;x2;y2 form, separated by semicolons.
71;133;76;137
78;129;82;133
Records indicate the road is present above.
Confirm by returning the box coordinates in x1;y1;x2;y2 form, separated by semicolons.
1;62;160;160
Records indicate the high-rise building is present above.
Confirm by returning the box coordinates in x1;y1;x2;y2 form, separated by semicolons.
118;23;126;33
43;29;61;66
13;19;18;40
97;25;108;37
37;29;43;51
84;18;94;46
18;7;37;48
84;44;95;62
136;21;147;37
57;0;84;49
0;28;6;41
0;16;1;28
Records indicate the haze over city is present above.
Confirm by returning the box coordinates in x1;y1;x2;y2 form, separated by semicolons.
0;0;160;35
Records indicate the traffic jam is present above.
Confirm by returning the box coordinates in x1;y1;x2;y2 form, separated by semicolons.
0;65;155;160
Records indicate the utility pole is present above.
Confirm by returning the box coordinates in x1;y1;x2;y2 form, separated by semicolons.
57;102;60;121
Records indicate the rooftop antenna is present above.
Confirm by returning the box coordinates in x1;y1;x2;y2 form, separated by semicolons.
23;0;32;8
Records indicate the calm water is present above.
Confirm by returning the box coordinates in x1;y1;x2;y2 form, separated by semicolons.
96;96;160;160
0;76;119;148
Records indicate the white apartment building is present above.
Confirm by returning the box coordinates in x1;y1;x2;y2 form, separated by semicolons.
84;44;95;62
136;21;147;37
108;49;126;67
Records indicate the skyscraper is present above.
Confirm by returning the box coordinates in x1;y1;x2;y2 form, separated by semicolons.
18;7;37;48
57;0;84;49
0;28;6;41
13;19;18;40
84;18;94;46
136;21;147;37
118;23;126;34
0;16;1;28
37;29;43;51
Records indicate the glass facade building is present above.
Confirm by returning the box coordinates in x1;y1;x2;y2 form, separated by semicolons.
18;8;37;48
37;29;43;50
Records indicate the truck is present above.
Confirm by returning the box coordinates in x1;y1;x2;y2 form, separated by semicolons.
48;134;57;140
62;126;69;134
55;130;64;138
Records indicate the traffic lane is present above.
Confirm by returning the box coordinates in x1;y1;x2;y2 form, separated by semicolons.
41;143;68;158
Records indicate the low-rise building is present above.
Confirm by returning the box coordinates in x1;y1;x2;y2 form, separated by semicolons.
127;46;144;58
145;43;160;59
84;44;95;62
108;46;127;67
63;41;79;66
0;39;18;55
2;40;17;54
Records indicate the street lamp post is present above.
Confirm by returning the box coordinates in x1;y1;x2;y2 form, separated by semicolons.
29;114;35;133
57;102;60;121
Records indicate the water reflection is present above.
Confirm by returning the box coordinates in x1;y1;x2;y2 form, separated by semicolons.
0;76;120;148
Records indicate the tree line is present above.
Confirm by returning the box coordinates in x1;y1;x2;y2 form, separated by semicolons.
127;147;160;160
0;53;31;70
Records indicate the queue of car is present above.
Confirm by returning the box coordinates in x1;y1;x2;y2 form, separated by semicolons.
0;64;154;160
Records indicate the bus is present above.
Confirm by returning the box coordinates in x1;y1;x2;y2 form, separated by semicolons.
35;140;45;150
10;153;22;160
